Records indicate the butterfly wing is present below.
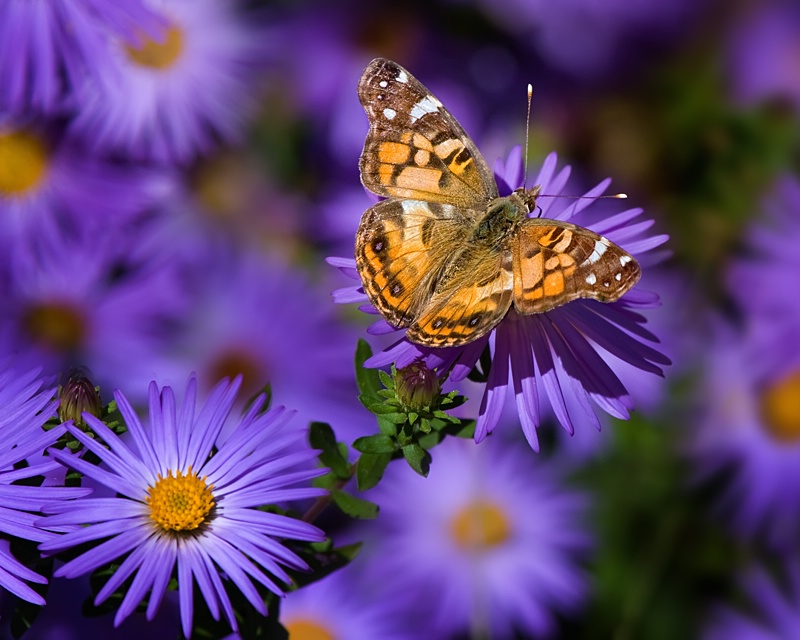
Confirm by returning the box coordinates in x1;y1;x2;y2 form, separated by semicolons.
406;245;514;347
355;198;473;329
512;220;641;314
358;58;498;209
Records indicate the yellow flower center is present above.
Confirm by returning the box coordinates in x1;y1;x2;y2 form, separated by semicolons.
284;618;336;640
760;370;800;443
147;467;215;532
450;500;511;551
24;302;86;352
0;129;49;197
125;24;184;70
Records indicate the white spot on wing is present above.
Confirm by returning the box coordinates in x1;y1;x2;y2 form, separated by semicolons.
581;239;608;267
383;108;397;120
585;273;597;285
615;272;621;281
379;80;388;88
397;70;408;83
410;96;440;123
620;255;632;266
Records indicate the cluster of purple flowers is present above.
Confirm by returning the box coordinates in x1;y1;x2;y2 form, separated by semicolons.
0;0;797;638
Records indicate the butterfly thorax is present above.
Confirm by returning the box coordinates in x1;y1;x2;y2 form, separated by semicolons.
471;189;538;248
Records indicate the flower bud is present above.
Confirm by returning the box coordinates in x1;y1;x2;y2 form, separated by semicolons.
58;368;102;427
395;360;441;411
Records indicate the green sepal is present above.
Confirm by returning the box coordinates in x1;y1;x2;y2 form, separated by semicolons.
402;443;431;477
378;368;395;389
308;422;350;479
355;339;381;401
356;452;392;491
331;489;379;519
352;434;397;454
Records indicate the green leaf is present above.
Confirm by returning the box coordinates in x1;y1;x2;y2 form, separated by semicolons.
356;452;392;491
376;417;399;437
402;444;431;477
308;422;350;479
378;369;394;389
355;339;381;400
352;434;397;454
331;489;379;519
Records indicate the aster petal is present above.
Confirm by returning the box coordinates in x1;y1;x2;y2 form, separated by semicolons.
100;539;159;611
448;337;490;383
588;208;646;235
48;441;145;499
47;522;149;570
509;318;541;450
559;178;612;221
40;497;145;523
200;534;269;614
0;561;46;606
624;233;670;255
475;331;510;442
332;286;366;304
145;538;177;620
529;319;575;435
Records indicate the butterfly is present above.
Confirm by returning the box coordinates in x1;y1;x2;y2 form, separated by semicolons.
354;58;641;348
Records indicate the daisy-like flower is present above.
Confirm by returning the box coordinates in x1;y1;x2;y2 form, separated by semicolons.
691;180;800;549
154;248;372;445
3;223;186;402
331;148;670;450
703;560;800;640
0;120;162;246
38;375;327;637
725;2;800;112
363;436;591;638
0;0;162;114
0;362;90;605
69;0;270;164
278;563;415;640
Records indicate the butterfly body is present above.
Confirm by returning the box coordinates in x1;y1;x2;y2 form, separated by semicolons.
355;58;641;347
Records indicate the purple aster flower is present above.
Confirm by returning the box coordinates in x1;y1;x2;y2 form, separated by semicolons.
152;248;372;445
363;436;591;638
2;222;187;403
278;564;414;640
477;0;699;77
703;560;800;640
0;120;163;246
725;2;800;112
691;180;800;549
38;375;327;638
0;0;162;114
727;175;800;342
69;0;271;164
0;362;90;605
690;320;800;549
332;148;669;450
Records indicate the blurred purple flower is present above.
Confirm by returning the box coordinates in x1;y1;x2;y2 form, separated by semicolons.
691;179;800;549
0;121;163;247
278;564;415;640
364;437;591;639
39;375;326;638
704;560;800;640
2;223;187;402
154;248;371;444
0;362;90;605
725;1;800;111
0;0;162;114
478;0;697;77
331;148;669;450
69;0;271;164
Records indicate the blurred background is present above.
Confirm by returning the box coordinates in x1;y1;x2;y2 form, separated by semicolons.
1;0;800;637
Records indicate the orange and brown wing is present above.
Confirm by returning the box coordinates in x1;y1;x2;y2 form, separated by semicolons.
512;220;641;314
355;199;471;329
406;245;514;347
357;58;497;210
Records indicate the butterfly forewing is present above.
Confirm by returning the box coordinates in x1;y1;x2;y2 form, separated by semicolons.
358;58;497;209
355;199;473;328
512;220;641;314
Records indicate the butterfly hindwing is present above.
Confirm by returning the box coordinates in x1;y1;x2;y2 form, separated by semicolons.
512;220;641;314
407;244;514;347
355;198;473;328
358;58;497;209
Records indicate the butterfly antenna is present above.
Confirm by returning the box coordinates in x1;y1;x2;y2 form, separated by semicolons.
523;84;533;189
